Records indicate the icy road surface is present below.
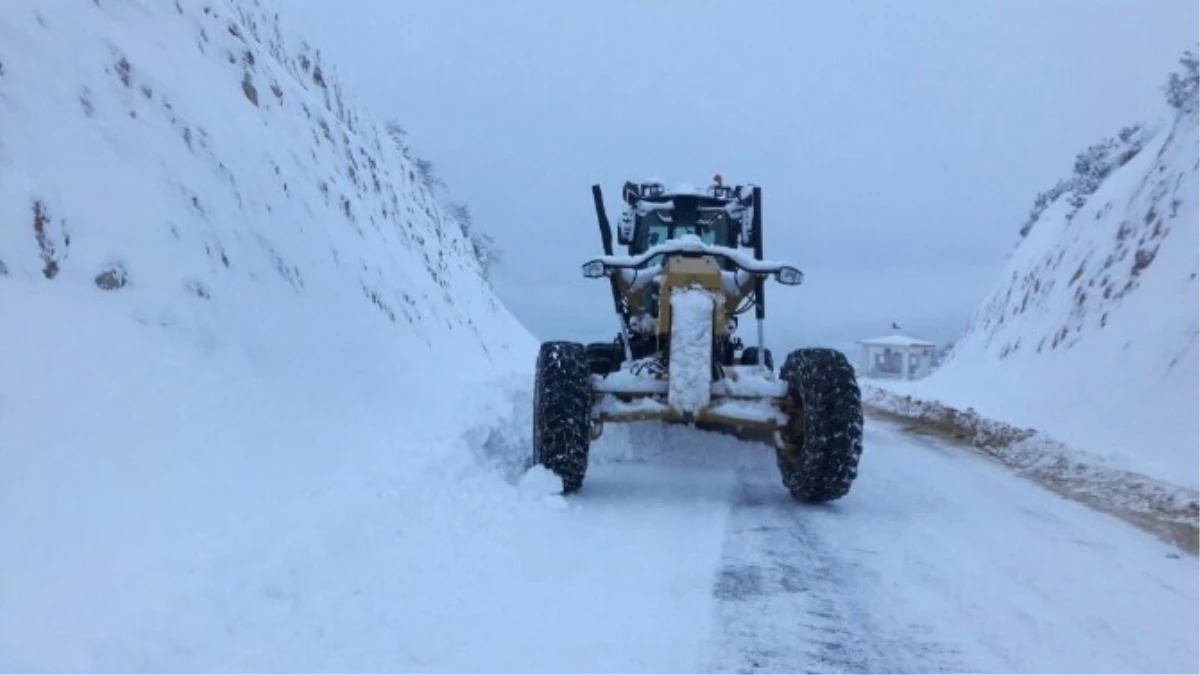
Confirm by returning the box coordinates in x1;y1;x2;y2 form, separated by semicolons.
510;418;1198;674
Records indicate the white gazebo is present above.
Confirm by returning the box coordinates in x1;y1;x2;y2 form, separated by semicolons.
857;333;939;380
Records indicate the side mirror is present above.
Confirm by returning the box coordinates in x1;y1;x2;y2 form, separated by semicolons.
581;260;608;278
775;266;804;285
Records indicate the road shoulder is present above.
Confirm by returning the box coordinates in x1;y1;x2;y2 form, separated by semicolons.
862;384;1199;554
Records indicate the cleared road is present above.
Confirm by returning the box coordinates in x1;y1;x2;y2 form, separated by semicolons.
16;414;1190;673
525;417;1199;674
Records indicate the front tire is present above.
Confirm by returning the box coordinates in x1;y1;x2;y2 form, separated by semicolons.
775;347;864;502
532;341;593;493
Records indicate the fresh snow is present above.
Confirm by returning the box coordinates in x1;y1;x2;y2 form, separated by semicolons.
876;93;1200;489
595;362;786;398
594;358;789;426
859;333;938;347
596;234;798;276
596;392;669;417
705;399;786;425
668;287;717;413
1;0;1196;673
710;365;788;398
517;465;569;500
0;0;537;668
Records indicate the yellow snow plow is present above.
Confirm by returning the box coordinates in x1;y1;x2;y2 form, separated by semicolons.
531;179;864;502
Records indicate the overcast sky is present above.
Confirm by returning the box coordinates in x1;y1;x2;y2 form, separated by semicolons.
286;0;1196;353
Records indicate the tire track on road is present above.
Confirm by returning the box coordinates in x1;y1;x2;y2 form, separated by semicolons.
700;465;968;674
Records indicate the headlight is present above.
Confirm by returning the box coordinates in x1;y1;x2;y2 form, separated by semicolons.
775;266;804;285
581;260;608;278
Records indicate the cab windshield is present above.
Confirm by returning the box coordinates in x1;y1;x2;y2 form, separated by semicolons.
638;210;729;269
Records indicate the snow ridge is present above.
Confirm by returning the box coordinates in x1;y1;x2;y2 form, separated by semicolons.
863;385;1199;552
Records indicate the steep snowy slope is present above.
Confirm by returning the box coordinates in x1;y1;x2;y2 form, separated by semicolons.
882;83;1198;488
0;0;537;668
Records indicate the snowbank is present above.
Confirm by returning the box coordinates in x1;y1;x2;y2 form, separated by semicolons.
862;385;1199;552
0;0;543;669
878;88;1199;491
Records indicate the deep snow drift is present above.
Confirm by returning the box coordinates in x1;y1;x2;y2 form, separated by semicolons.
876;84;1199;490
0;0;537;668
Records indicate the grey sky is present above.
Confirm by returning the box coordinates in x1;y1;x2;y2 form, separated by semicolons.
286;1;1196;353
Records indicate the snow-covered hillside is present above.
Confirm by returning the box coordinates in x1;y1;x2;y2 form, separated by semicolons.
0;0;538;668
880;73;1198;489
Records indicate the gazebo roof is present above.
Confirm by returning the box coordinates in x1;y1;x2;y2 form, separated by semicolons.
857;333;937;348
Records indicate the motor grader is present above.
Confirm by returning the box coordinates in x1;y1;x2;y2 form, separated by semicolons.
531;177;864;502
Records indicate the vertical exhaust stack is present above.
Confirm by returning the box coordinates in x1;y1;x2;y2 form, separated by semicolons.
592;184;634;361
752;186;766;364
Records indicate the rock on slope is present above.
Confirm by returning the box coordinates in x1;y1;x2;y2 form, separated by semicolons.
0;0;538;669
880;75;1198;489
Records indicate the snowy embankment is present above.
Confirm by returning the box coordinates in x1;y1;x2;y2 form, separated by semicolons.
862;385;1199;552
864;80;1199;547
0;0;554;669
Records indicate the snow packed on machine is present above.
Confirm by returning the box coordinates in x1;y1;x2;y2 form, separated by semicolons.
531;176;865;501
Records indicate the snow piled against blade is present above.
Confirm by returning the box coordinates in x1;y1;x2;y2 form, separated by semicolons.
669;287;717;413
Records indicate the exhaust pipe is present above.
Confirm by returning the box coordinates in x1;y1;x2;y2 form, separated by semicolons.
751;186;766;365
592;185;634;362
